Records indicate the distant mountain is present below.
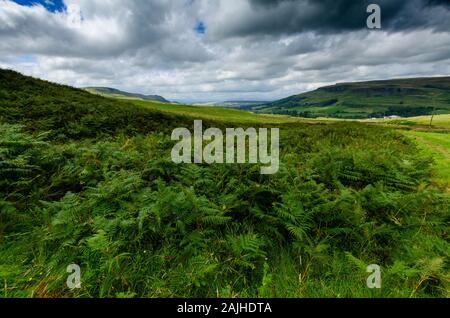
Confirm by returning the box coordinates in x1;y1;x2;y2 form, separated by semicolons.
256;77;450;119
84;87;169;103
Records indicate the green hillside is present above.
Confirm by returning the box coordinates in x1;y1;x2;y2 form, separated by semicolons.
126;99;302;124
84;87;169;103
0;69;448;298
258;77;450;119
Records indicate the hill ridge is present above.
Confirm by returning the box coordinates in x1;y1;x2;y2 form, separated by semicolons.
84;86;169;103
257;76;450;119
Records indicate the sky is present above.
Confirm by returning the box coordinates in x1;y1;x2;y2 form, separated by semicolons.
0;0;450;103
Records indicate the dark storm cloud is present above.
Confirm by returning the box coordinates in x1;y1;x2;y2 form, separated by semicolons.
426;0;450;5
214;0;450;38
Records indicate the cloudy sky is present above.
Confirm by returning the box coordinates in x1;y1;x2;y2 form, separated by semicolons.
1;0;449;102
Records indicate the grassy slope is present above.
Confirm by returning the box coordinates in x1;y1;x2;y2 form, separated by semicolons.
84;87;169;103
127;99;303;124
195;101;271;109
0;69;449;298
259;77;450;118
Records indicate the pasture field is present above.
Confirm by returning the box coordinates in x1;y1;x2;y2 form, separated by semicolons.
382;114;450;129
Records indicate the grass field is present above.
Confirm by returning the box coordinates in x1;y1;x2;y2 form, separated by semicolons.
383;114;450;129
128;99;303;124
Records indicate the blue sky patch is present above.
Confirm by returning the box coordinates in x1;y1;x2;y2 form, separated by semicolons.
194;21;206;34
12;0;66;13
15;55;36;63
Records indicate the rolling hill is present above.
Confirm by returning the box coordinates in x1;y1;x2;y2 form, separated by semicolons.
257;77;450;119
84;86;170;103
0;69;198;138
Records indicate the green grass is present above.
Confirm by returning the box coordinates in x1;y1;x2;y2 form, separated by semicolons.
127;99;302;124
401;130;450;186
383;114;450;129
